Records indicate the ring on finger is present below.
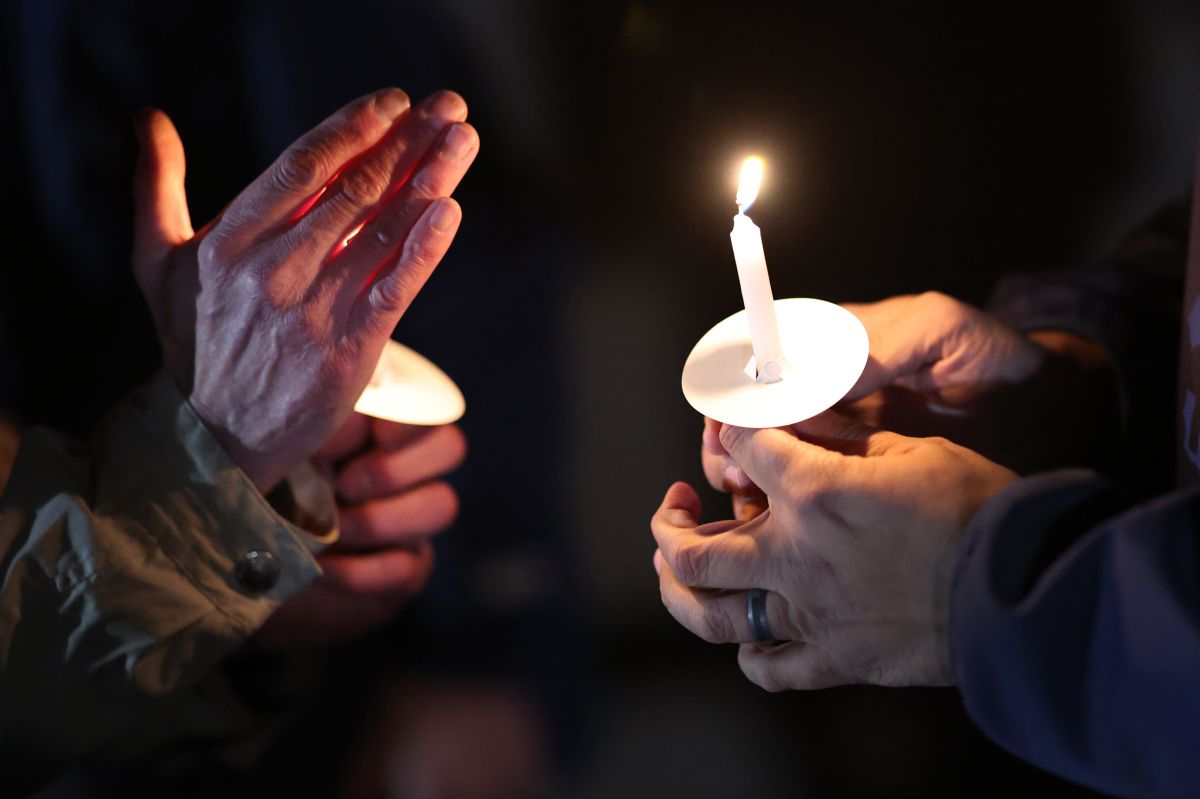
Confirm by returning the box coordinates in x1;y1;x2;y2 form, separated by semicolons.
747;588;781;646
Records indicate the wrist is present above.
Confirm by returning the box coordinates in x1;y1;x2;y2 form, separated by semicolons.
186;393;288;494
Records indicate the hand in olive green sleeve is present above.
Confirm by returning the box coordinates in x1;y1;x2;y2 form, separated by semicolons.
132;89;479;492
0;373;334;788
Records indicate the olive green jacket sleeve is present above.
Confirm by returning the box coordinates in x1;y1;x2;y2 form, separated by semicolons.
0;372;337;784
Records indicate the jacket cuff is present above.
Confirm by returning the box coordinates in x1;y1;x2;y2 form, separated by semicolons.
92;371;336;635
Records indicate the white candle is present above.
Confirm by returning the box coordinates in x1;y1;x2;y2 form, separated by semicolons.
730;157;784;381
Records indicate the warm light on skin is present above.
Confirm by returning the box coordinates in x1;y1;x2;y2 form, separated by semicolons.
736;156;764;213
330;220;366;258
342;221;365;248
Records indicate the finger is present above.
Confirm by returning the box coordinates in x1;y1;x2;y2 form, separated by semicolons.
351;196;463;334
290;91;469;263
658;560;802;644
650;482;764;589
313;412;372;464
371;417;434;451
788;410;906;457
842;295;929;400
219;88;412;246
716;424;834;497
702;422;756;495
843;292;972;400
702;417;727;456
338;425;467;502
337;481;459;548
317;540;435;595
323;121;478;305
733;492;767;522
738;641;852;691
132;109;194;279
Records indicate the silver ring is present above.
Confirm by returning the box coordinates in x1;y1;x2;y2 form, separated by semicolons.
747;588;776;644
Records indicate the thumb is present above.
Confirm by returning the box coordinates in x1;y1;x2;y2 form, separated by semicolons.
789;409;905;457
132;109;193;286
717;424;811;496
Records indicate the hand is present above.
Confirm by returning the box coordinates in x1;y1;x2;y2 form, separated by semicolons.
839;292;1120;473
653;412;1017;690
132;89;479;491
253;412;466;650
700;292;1041;507
844;291;1046;401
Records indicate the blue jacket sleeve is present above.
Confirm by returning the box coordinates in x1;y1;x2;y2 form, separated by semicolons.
950;469;1200;798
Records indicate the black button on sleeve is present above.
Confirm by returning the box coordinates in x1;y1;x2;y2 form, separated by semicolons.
234;550;281;593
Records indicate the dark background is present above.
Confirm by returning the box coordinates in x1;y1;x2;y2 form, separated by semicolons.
2;0;1199;796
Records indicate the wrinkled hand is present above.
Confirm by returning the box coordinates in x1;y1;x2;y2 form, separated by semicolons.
132;89;479;491
254;412;465;649
654;412;1017;690
843;291;1046;401
700;293;1040;514
838;292;1120;473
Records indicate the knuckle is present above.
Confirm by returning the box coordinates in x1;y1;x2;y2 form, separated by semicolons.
296;302;333;343
196;233;225;270
274;143;328;192
369;266;420;316
918;290;964;320
697;606;735;644
402;230;436;268
344;97;390;139
407;167;439;198
672;542;708;586
337;162;389;207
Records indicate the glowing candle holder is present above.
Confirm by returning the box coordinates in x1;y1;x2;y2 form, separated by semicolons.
354;340;465;426
681;157;868;429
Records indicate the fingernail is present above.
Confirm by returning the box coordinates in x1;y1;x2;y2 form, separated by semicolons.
421;90;468;122
724;465;749;492
426;198;459;233
440;123;475;163
375;88;411;120
719;424;741;449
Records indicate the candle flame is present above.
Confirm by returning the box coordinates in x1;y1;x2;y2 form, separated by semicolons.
736;156;764;214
